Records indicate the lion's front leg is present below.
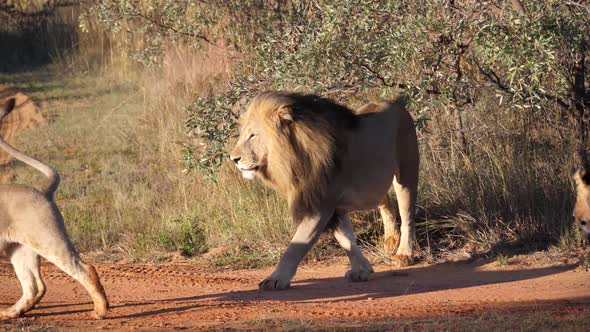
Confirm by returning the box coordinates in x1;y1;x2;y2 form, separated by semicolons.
259;208;334;291
332;213;373;282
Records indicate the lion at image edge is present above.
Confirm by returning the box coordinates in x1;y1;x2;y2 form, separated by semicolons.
573;167;590;236
229;91;420;290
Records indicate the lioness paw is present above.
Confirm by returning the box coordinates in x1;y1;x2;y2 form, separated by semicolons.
93;303;108;319
259;277;291;290
93;310;107;320
0;308;22;320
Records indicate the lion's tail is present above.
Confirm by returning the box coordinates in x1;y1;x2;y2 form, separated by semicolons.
0;98;60;199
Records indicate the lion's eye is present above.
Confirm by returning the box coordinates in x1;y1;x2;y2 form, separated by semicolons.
248;134;257;140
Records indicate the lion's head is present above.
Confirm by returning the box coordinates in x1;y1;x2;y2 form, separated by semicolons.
229;91;357;213
574;168;590;235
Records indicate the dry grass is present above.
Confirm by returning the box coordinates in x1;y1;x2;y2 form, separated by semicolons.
415;107;580;256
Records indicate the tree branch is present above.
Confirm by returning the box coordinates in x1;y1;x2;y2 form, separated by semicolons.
129;7;215;45
357;62;441;95
477;64;570;110
357;63;408;89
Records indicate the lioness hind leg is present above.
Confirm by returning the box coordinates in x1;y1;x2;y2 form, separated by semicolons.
0;245;45;319
17;231;108;319
25;249;46;311
42;249;108;319
333;213;374;282
379;196;400;254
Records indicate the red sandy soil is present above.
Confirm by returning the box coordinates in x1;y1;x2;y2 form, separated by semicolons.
1;256;589;330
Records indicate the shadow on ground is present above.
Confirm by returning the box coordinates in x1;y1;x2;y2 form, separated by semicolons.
106;260;582;319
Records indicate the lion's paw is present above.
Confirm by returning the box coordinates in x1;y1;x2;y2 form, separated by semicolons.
259;276;291;291
393;254;414;267
345;269;373;282
345;259;374;282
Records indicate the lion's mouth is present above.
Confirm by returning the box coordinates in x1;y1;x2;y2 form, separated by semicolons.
237;164;259;180
239;165;259;172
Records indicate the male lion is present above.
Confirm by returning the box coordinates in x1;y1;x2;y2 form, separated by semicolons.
0;99;108;319
574;168;590;236
229;91;419;290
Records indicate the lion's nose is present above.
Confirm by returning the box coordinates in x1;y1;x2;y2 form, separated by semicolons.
230;155;241;164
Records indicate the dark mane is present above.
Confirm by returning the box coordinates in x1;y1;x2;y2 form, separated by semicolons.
280;92;359;130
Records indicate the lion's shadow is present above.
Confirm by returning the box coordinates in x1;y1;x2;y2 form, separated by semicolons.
115;259;581;319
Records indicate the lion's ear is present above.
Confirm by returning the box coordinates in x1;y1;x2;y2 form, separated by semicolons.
276;105;294;128
575;168;590;186
231;95;249;118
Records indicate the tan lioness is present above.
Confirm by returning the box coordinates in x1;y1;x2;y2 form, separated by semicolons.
229;91;419;290
574;168;590;236
0;98;108;319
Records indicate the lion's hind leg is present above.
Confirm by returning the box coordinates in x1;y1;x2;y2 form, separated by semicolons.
332;213;374;282
379;195;400;254
0;245;45;319
392;168;418;267
392;114;419;267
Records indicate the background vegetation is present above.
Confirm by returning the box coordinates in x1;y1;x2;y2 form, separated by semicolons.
1;0;588;264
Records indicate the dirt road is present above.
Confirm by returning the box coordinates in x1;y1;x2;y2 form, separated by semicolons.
1;256;589;330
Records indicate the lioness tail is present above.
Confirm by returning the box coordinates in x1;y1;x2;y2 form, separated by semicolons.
0;98;60;198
